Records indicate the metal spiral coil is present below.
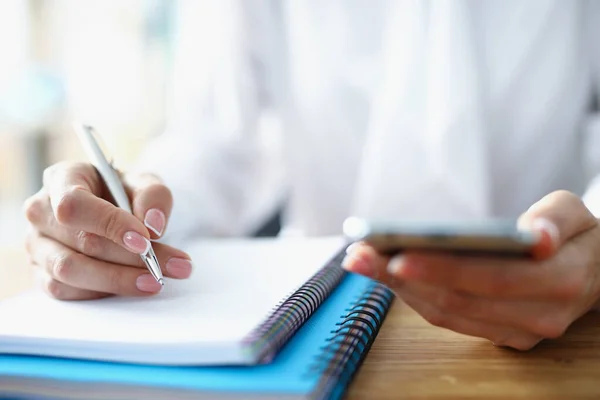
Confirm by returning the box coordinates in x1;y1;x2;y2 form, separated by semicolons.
309;283;395;400
242;246;349;363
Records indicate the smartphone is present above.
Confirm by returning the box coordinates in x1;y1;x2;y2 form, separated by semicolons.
342;217;545;258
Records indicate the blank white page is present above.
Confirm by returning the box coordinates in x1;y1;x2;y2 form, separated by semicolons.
0;236;345;365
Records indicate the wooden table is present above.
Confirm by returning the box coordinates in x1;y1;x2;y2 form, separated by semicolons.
3;246;600;399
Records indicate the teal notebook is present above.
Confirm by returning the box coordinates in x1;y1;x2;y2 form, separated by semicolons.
0;238;395;400
0;274;393;400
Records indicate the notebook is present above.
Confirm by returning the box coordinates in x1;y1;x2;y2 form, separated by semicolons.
0;236;350;366
0;238;395;400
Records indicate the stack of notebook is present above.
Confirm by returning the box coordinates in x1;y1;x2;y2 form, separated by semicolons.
0;236;395;400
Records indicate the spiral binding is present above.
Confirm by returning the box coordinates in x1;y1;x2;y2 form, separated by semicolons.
242;245;349;363
308;282;395;400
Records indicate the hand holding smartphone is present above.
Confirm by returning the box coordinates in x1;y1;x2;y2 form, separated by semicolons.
343;217;552;259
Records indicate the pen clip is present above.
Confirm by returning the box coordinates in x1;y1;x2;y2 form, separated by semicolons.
87;125;116;168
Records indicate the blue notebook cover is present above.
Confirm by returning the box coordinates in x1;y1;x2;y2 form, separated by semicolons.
0;272;395;400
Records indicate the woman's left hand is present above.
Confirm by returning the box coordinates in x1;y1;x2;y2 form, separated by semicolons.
342;190;600;350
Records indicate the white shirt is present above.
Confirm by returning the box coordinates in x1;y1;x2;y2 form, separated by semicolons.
135;0;600;243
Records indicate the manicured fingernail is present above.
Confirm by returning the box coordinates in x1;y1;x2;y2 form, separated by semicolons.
144;209;166;236
345;242;359;254
123;231;151;255
136;274;162;292
166;257;193;279
341;253;354;269
387;255;406;276
341;254;375;277
532;218;559;245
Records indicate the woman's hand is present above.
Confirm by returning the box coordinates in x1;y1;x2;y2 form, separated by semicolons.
23;161;193;301
342;190;600;350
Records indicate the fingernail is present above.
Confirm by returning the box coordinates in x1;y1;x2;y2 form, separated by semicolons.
144;209;166;237
136;274;163;292
532;218;559;245
123;231;151;255
345;242;360;255
166;257;193;279
387;255;406;276
341;254;375;277
341;253;354;269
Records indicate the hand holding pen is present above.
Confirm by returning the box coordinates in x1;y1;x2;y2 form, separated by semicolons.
21;123;193;301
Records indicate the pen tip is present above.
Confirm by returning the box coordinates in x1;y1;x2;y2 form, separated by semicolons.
158;278;165;286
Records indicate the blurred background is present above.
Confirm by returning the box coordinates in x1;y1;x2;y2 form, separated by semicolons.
0;0;177;247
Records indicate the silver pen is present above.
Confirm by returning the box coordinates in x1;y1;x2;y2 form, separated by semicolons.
74;122;164;286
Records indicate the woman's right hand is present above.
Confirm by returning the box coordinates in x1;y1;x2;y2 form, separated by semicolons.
23;161;193;301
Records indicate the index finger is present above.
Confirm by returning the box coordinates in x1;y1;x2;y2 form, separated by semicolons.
123;173;173;239
386;250;576;300
44;162;152;255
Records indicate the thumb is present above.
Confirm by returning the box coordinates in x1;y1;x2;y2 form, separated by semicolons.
517;190;597;259
122;173;173;239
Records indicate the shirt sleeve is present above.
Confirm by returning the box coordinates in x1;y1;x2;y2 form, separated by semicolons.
580;0;600;217
132;0;287;244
